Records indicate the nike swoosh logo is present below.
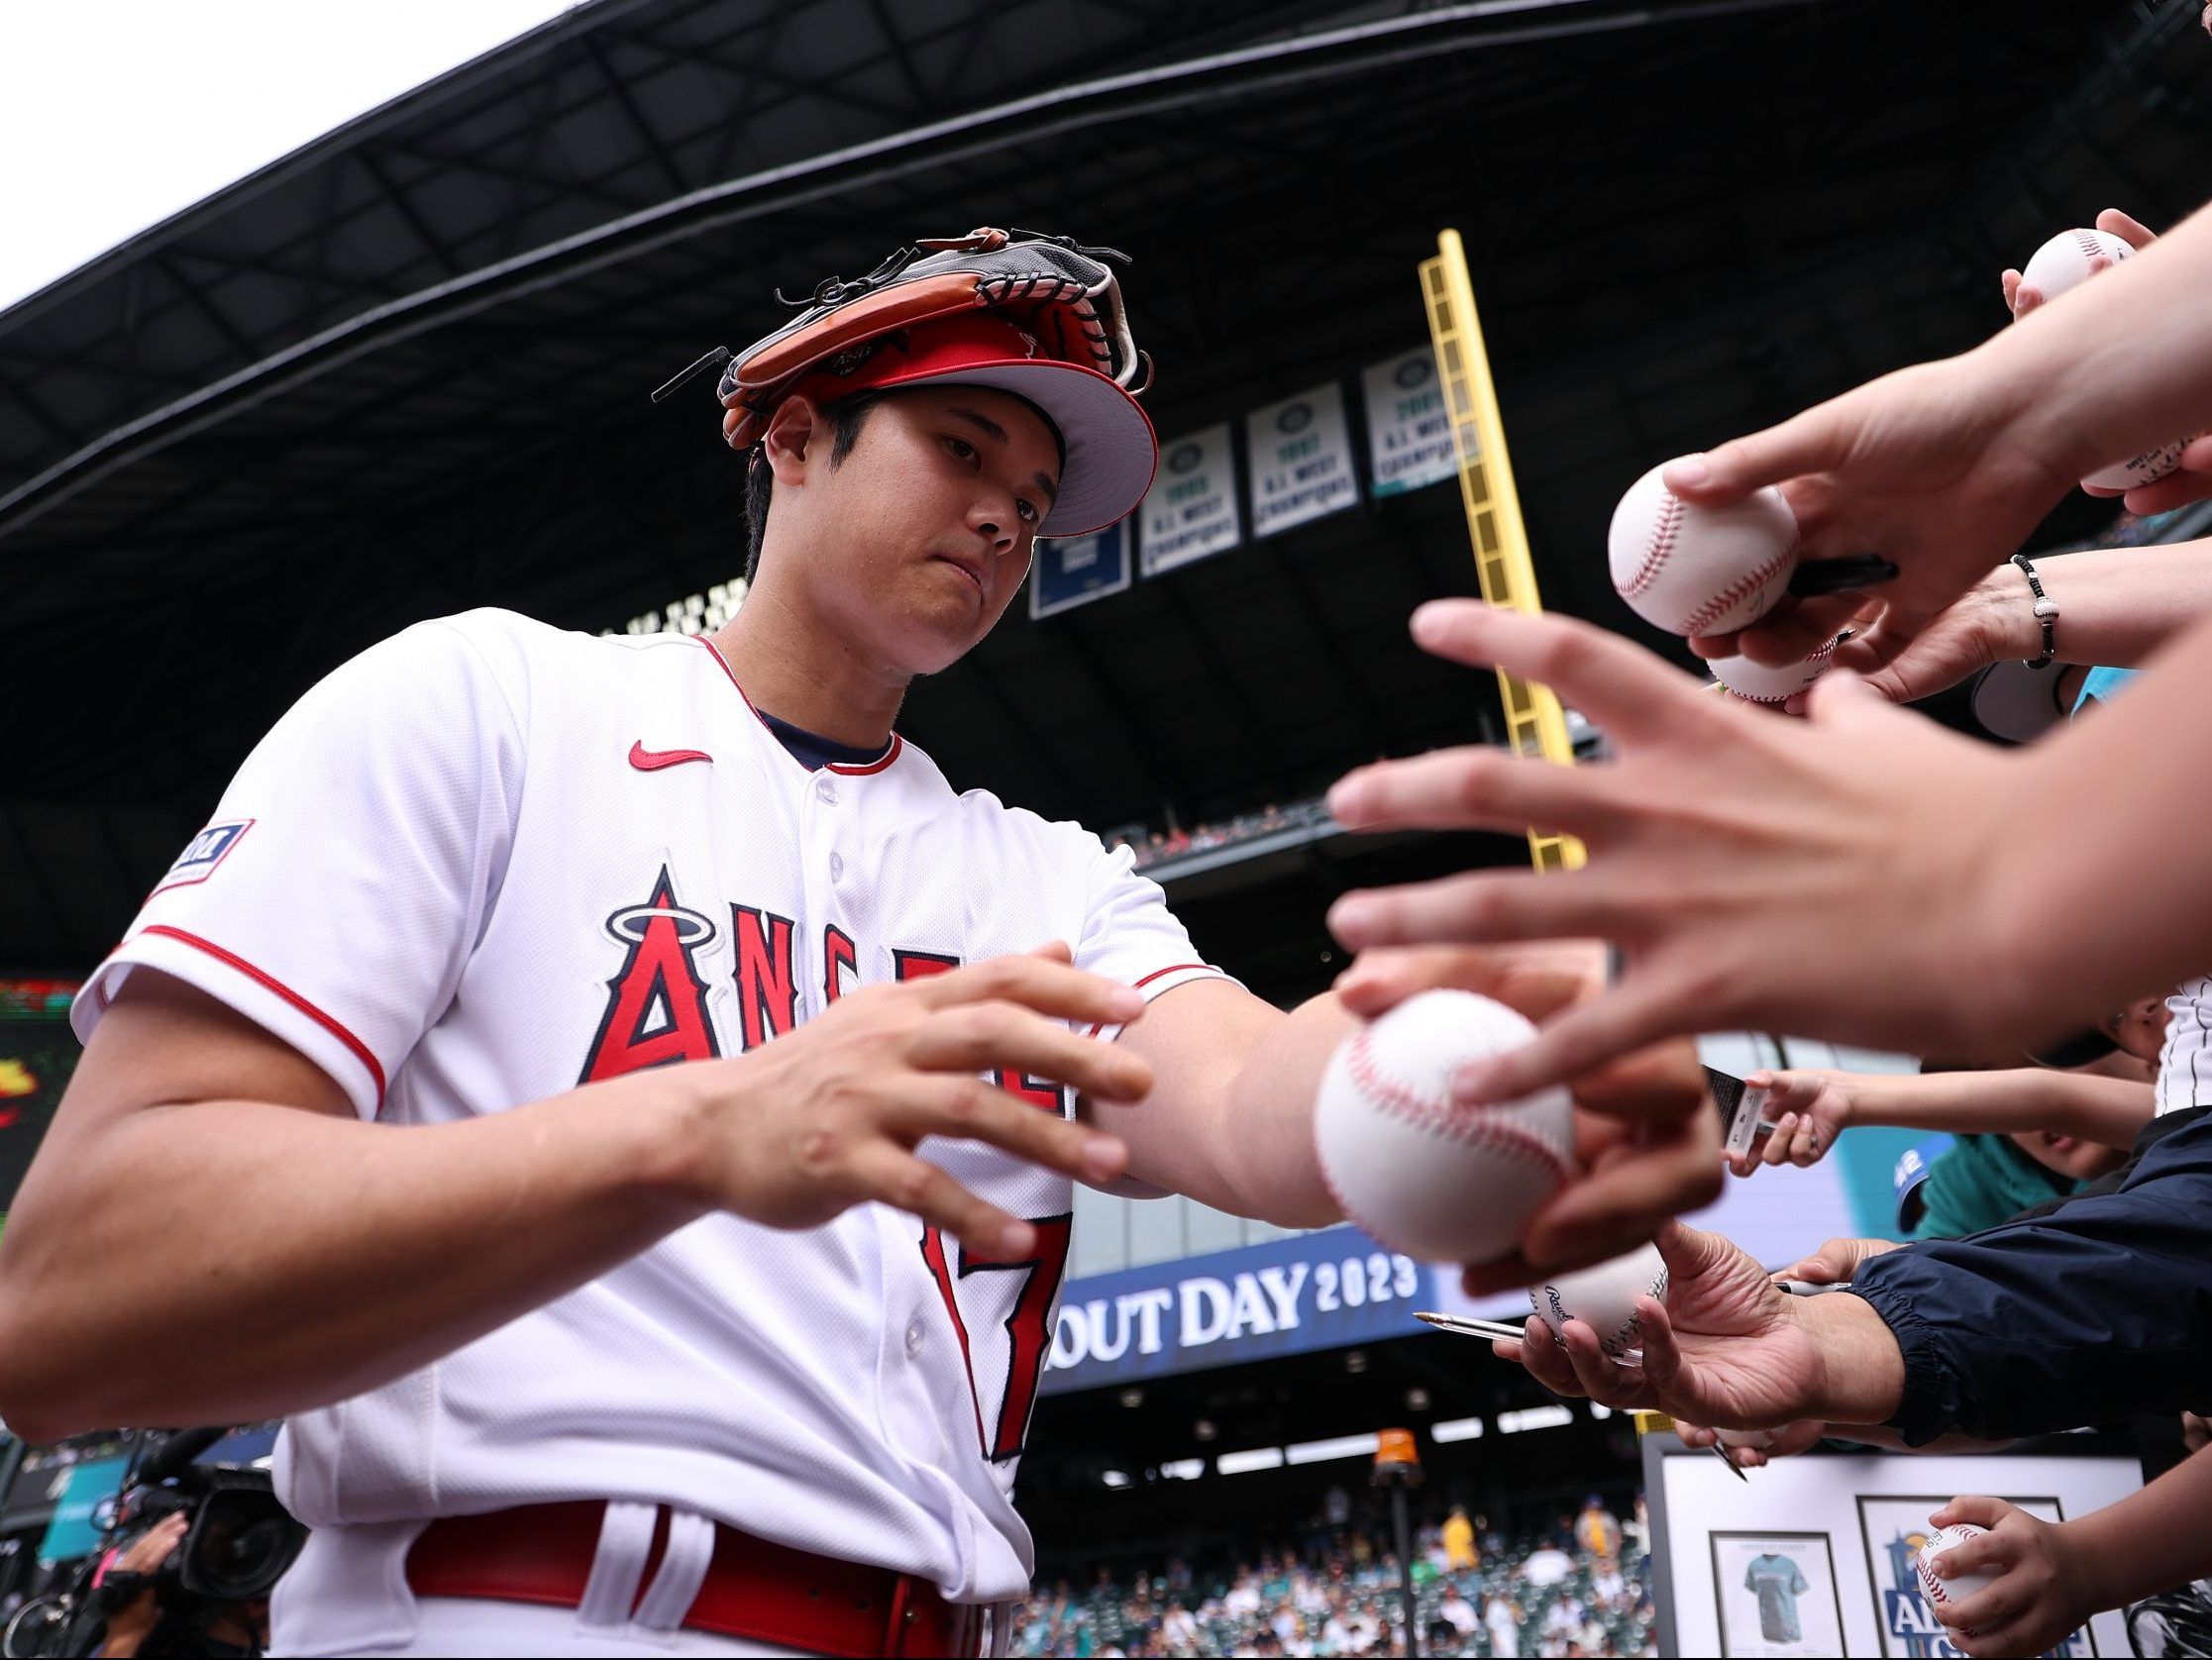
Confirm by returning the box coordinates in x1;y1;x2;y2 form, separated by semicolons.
629;741;712;772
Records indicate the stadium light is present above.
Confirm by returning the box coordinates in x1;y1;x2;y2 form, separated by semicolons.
1428;1416;1485;1443
1285;1432;1380;1466
1497;1405;1574;1435
1160;1458;1206;1481
1215;1447;1286;1476
1102;1469;1132;1488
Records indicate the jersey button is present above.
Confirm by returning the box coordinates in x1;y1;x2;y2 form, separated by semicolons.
829;853;845;882
815;777;839;804
904;1319;925;1359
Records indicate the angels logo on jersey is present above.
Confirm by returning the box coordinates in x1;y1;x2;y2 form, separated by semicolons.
579;866;722;1083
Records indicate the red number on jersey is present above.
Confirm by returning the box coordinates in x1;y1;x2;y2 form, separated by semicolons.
920;1215;1072;1463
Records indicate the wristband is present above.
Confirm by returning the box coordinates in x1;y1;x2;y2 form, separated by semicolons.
2010;553;2058;669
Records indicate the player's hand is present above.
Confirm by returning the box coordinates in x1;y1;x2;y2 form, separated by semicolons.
1674;1417;1830;1469
1920;1497;2096;1659
1490;1220;1835;1427
686;943;1151;1259
1327;603;2023;1102
1779;1236;1901;1284
1659;344;2075;671
1728;1071;1848;1176
1332;942;1722;1284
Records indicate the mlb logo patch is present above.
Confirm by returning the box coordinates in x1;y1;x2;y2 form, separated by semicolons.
155;819;254;894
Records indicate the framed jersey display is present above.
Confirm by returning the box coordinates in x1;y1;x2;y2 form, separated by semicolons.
1711;1531;1844;1657
1643;1430;2138;1657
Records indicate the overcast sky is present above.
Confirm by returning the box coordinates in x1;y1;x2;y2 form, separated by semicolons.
0;0;577;312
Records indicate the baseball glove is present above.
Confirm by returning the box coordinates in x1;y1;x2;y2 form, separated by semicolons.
652;227;1149;452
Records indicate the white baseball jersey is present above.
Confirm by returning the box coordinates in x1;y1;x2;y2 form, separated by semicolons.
72;608;1221;1610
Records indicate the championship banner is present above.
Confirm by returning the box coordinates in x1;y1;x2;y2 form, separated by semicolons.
1247;382;1358;538
1361;349;1456;496
1138;424;1242;575
1030;521;1131;620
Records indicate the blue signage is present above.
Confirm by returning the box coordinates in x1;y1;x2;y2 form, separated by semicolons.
1041;1225;1437;1396
1030;521;1131;620
37;1455;129;1564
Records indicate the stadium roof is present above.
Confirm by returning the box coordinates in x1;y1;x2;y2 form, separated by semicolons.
2;0;2196;971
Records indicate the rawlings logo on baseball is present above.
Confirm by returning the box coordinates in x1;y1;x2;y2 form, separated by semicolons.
1529;1242;1667;1359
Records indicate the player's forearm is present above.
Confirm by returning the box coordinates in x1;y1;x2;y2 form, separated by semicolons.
1981;201;2212;475
1838;1069;2151;1148
0;1073;711;1441
1211;990;1359;1227
2064;1445;2212;1614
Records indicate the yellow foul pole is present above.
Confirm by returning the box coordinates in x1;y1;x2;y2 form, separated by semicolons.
1418;230;1586;872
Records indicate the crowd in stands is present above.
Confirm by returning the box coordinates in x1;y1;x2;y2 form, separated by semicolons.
1012;1492;1654;1657
1106;799;1329;872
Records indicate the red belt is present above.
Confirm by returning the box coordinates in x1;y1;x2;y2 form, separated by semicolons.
405;1502;982;1658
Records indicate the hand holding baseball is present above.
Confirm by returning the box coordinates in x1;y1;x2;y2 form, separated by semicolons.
1491;1220;1839;1429
1329;942;1720;1287
1918;1498;2097;1659
680;943;1147;1259
1327;602;2024;1102
2002;209;2155;321
1666;352;2075;674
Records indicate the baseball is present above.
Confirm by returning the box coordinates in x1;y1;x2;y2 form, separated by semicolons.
2016;230;2182;491
1916;1523;1998;1628
1710;630;1847;704
1609;462;1799;637
1313;989;1574;1265
2019;226;2133;303
2082;437;2185;493
1528;1241;1667;1358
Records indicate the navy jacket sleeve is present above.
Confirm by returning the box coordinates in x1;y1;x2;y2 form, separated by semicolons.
1848;1108;2212;1444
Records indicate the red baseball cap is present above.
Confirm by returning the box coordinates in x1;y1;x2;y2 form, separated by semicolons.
779;312;1157;539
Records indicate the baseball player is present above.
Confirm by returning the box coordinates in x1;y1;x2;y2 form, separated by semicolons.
0;230;1712;1658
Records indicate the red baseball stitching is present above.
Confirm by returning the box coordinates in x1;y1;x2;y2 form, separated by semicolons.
1917;1532;1983;1625
1717;632;1841;703
1621;488;1684;601
1345;1027;1573;1180
1681;544;1795;637
2069;228;2104;264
